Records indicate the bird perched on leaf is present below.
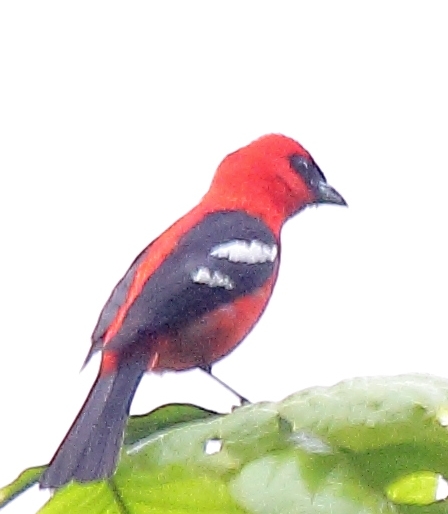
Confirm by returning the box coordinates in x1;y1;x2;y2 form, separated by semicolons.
40;133;347;489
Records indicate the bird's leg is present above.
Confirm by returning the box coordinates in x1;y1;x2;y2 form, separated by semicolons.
199;365;251;405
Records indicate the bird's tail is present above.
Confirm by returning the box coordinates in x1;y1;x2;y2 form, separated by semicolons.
39;357;145;489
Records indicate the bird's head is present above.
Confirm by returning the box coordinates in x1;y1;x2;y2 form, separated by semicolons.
205;134;347;232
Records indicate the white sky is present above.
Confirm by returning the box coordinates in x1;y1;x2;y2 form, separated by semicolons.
1;2;447;513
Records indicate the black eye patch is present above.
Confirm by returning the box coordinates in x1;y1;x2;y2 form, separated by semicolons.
289;154;327;188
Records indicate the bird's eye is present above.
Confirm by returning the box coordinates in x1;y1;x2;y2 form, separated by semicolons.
289;154;327;187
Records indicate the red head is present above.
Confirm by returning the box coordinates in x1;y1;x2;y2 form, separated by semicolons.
203;134;346;234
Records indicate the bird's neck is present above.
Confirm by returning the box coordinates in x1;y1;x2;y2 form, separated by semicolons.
201;183;287;236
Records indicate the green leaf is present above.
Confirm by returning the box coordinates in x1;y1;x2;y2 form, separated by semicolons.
4;374;448;513
0;466;45;509
124;403;218;446
386;471;448;506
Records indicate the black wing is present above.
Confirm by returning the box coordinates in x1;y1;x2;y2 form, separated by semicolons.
94;210;279;353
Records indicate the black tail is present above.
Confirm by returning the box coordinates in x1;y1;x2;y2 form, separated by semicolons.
39;358;145;489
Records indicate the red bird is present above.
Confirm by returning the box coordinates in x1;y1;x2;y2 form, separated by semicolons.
39;134;346;489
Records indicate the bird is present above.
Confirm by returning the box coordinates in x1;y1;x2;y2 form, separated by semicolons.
39;133;347;489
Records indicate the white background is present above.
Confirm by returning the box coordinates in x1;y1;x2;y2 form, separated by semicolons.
1;2;447;513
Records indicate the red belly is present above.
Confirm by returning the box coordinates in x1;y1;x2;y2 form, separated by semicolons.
149;278;276;371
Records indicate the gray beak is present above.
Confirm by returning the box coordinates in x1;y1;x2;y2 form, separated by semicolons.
315;181;347;206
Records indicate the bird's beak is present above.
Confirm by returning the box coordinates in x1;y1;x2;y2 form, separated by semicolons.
315;181;347;206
